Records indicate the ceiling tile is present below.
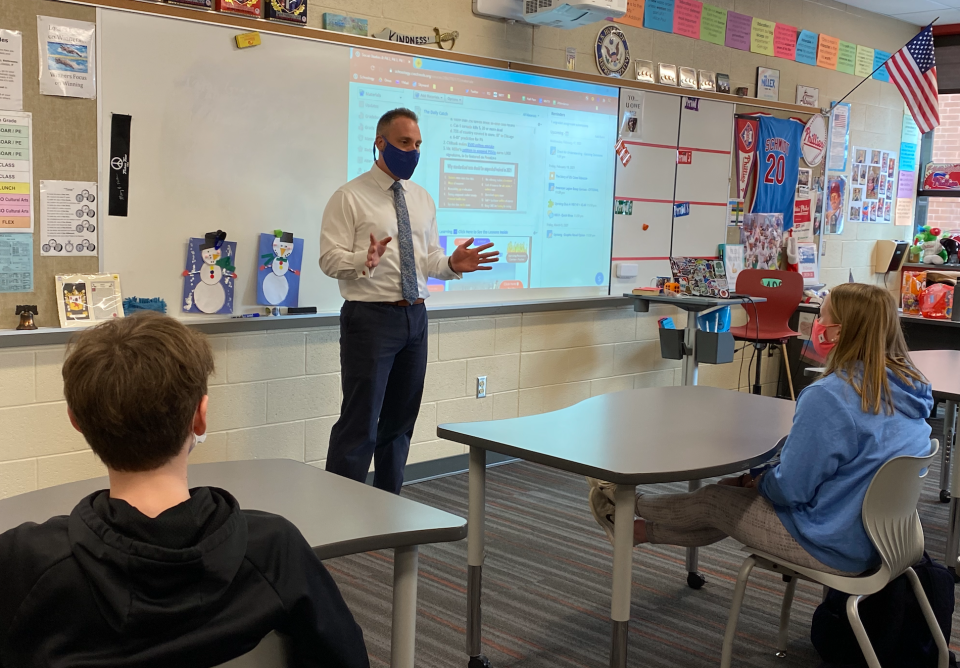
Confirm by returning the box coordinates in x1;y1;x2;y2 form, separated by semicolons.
842;0;948;15
891;8;960;24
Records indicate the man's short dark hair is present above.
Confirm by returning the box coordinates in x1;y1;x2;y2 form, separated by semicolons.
376;108;418;136
62;312;214;472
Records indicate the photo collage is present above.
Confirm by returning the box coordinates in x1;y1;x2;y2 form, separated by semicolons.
849;147;896;224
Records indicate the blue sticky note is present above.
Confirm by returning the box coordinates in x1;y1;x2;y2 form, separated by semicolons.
795;30;818;66
644;0;675;33
873;50;891;82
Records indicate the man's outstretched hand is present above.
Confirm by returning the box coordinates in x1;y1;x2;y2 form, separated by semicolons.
366;233;392;269
449;238;499;273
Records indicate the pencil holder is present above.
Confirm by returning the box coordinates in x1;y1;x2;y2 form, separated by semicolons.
658;328;685;360
695;331;735;365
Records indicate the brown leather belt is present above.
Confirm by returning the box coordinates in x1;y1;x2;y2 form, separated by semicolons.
379;298;425;307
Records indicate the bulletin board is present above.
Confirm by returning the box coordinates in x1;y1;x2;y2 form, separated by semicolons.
0;0;98;330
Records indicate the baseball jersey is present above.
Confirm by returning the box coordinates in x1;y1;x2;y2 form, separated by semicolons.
752;116;804;230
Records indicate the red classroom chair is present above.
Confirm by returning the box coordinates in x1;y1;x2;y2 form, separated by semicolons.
729;270;804;399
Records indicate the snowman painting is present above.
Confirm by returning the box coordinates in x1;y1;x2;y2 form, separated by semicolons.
182;231;239;314
257;230;304;307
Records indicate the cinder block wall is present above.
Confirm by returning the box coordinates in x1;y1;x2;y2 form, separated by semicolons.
0;305;781;495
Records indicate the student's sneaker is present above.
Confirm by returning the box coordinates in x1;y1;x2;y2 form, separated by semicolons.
586;477;617;505
588;486;616;546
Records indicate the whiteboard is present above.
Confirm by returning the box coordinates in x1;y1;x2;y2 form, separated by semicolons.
99;10;349;315
609;89;734;292
97;9;619;315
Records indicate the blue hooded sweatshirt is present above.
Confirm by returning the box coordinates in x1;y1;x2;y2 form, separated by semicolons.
758;368;933;574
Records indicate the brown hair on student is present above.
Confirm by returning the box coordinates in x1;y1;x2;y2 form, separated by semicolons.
0;312;370;667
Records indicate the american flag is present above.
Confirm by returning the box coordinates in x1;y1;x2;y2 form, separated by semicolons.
885;24;939;134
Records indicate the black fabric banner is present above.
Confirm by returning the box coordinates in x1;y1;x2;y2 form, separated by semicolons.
108;114;131;217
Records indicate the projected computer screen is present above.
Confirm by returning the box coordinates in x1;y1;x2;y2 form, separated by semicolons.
348;49;619;293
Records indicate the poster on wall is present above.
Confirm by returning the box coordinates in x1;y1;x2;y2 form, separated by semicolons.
36;16;96;99
0;29;23;111
741;213;783;270
896;114;920;226
0;111;33;233
827;103;850;172
40;181;98;256
850;146;893;224
0;233;31;293
823;175;846;235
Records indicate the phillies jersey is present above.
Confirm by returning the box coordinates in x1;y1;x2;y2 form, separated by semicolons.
752;116;804;230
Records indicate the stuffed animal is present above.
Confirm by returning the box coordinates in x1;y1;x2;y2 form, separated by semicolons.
915;226;948;265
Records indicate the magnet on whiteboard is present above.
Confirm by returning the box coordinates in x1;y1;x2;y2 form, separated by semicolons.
235;32;261;48
642;223;649;231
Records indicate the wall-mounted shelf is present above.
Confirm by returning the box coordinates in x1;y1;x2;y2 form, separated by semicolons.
917;190;960;198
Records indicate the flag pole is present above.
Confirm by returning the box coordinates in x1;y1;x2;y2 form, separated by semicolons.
833;19;938;108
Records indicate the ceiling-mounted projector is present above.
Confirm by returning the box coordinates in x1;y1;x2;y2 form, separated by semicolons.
524;0;626;27
473;0;626;29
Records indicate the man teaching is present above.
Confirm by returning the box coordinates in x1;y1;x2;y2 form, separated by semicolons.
319;107;499;493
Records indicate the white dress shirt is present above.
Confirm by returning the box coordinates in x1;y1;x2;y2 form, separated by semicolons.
319;164;460;302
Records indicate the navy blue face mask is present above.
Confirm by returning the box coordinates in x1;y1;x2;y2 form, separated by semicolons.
374;137;420;180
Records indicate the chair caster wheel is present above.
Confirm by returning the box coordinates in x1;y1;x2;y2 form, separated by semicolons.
940;489;951;503
469;654;492;668
687;572;706;589
775;651;786;658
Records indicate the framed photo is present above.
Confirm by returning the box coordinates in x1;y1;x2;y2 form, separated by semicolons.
797;168;811;196
796;85;819;107
853;147;867;165
717;73;730;94
756;67;780;101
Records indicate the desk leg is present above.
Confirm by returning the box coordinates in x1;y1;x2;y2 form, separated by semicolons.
681;315;699;387
941;401;957;503
945;402;960;582
467;447;491;668
391;545;418;668
684;479;706;589
609;484;635;668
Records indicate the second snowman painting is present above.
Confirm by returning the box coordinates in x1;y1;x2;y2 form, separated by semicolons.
257;230;303;307
182;230;238;314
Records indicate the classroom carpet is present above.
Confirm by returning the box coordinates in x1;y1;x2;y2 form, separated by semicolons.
326;420;958;668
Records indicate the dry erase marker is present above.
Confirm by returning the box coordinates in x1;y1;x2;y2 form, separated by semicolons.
232;313;260;318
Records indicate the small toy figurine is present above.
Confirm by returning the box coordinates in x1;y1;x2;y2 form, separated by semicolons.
915;226;948;265
940;236;960;265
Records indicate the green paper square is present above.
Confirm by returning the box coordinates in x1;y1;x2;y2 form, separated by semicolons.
837;41;857;75
700;4;727;46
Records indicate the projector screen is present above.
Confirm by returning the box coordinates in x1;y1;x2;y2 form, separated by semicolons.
347;50;620;293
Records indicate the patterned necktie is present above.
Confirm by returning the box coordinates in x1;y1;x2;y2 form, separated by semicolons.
390;181;420;304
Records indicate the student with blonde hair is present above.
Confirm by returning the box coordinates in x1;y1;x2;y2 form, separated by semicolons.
589;283;933;576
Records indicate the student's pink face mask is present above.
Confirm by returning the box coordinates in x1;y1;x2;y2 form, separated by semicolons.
811;318;840;357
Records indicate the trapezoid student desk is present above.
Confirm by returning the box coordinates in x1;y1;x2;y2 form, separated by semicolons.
0;459;467;668
439;385;795;668
627;292;767;587
910;350;960;580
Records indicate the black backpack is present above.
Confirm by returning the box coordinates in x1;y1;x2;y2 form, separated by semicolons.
811;552;957;668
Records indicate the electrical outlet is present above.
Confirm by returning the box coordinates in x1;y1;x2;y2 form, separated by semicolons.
476;375;487;398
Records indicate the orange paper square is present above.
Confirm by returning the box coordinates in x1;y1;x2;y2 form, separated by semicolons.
615;0;645;28
817;34;839;69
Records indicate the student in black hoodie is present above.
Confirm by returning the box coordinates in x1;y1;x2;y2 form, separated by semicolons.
0;312;370;668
